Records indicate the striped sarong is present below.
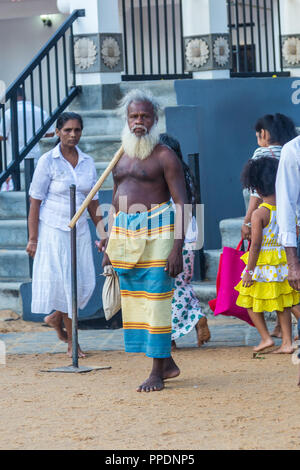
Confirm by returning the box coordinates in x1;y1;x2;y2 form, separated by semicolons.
106;201;175;358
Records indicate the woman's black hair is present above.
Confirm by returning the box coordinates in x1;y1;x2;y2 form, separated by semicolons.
54;112;83;146
255;113;297;146
159;133;199;205
241;156;279;197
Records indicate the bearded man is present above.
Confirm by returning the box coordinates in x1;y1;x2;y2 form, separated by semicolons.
103;89;188;392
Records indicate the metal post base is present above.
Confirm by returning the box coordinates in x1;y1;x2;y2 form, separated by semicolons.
42;365;111;374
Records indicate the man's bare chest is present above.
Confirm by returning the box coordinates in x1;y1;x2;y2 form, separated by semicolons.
113;156;163;183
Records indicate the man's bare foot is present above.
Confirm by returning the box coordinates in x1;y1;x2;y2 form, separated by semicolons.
171;340;177;351
136;375;164;392
195;317;211;347
270;324;282;338
253;338;274;352
162;357;180;380
67;342;86;358
44;313;68;343
272;345;296;354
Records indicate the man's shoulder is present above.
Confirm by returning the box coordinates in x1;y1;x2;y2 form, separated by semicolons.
283;135;300;152
155;143;179;162
281;135;300;161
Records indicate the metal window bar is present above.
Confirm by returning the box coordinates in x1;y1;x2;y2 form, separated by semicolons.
249;0;256;72
147;0;153;74
0;9;85;189
121;0;189;80
164;0;169;74
171;0;177;73
242;0;248;73
270;0;277;70
263;0;270;72
228;0;286;77
156;0;161;75
139;0;145;75
277;0;283;71
122;0;129;73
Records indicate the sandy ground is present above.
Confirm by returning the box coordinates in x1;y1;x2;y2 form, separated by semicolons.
1;339;300;450
0;310;46;334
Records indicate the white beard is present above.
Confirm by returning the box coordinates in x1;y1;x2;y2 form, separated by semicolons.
121;122;160;160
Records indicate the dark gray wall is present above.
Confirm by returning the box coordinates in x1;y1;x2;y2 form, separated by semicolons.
166;77;300;249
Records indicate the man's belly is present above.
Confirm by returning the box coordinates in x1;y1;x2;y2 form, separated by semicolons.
113;183;170;213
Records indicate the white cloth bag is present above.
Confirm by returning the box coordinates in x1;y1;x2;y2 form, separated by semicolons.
102;265;121;320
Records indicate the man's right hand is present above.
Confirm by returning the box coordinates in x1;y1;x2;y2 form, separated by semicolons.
241;223;251;241
102;252;111;268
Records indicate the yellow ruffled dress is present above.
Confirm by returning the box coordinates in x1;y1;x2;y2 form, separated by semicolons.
235;203;300;313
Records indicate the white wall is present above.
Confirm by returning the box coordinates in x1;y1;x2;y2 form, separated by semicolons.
0;0;59;20
0;14;68;95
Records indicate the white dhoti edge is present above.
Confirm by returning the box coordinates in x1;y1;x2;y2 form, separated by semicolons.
31;221;96;318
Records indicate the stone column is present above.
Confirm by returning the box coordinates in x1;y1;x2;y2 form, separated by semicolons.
57;0;124;85
280;0;300;77
181;0;230;79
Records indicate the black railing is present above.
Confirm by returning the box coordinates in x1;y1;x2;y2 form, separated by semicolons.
227;0;288;77
121;0;191;80
0;9;85;190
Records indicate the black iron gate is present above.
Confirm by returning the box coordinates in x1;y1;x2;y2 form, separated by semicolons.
227;0;288;77
121;0;191;80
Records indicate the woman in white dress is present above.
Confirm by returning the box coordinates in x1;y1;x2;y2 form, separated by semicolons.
26;112;103;357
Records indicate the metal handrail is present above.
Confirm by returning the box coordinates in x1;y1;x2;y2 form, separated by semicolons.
0;9;85;189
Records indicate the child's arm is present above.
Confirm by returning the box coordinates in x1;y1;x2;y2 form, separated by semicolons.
242;209;264;287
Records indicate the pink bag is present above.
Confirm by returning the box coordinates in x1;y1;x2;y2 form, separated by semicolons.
208;240;254;326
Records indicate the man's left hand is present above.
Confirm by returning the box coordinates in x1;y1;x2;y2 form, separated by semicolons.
287;260;300;292
165;248;183;278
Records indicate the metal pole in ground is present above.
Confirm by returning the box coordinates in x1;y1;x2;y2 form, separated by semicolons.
41;185;111;374
70;184;79;367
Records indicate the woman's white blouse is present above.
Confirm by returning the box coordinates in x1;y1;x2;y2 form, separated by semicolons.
29;144;98;234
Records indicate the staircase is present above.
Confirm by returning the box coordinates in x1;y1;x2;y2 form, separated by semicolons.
0;191;29;312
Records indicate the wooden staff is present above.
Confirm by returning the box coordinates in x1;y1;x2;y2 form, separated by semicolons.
68;146;124;229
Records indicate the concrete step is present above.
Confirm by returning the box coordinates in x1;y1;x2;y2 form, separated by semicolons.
220;217;243;249
95;162;114;189
192;280;216;317
80;109;167;136
0;280;24;314
204;249;222;282
119;80;177;108
70;81;177;112
80;110;123;136
0;250;29;279
39;135;122;162
0;191;26;220
0;220;27;248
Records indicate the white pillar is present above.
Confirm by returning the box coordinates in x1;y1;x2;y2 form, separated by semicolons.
280;0;300;77
181;0;230;79
58;0;124;85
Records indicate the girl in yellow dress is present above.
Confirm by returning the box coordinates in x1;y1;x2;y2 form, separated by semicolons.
235;156;299;353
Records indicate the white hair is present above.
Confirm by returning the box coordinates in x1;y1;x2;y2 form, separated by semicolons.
118;89;162;121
